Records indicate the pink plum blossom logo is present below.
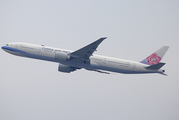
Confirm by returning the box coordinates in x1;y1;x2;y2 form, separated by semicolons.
147;53;161;65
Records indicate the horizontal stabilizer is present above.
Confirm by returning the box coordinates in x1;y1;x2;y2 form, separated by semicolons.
159;72;168;76
145;62;166;70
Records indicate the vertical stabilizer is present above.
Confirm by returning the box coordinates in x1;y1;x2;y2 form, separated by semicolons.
140;46;169;65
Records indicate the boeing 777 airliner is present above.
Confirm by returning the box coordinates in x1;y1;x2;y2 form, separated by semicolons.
2;38;169;75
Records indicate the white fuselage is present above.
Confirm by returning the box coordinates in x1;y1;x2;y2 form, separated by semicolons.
2;42;164;74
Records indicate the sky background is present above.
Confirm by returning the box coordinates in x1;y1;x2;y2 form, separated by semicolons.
0;0;179;120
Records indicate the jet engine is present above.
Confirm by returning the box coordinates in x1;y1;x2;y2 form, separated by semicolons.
58;63;76;73
55;52;70;62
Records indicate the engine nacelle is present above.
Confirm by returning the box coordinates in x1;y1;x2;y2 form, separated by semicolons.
55;52;70;62
58;63;76;73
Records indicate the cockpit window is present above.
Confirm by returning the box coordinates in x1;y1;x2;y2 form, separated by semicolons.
6;44;9;46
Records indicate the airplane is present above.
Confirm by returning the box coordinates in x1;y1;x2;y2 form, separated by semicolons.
2;37;169;75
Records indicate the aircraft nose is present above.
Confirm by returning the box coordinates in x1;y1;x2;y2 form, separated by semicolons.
1;46;6;50
1;46;10;52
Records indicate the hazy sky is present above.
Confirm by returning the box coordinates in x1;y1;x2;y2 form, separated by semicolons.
1;0;179;120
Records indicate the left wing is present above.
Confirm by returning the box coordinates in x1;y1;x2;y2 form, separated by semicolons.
70;37;107;60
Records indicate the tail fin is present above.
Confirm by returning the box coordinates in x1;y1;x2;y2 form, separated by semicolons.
140;46;169;65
